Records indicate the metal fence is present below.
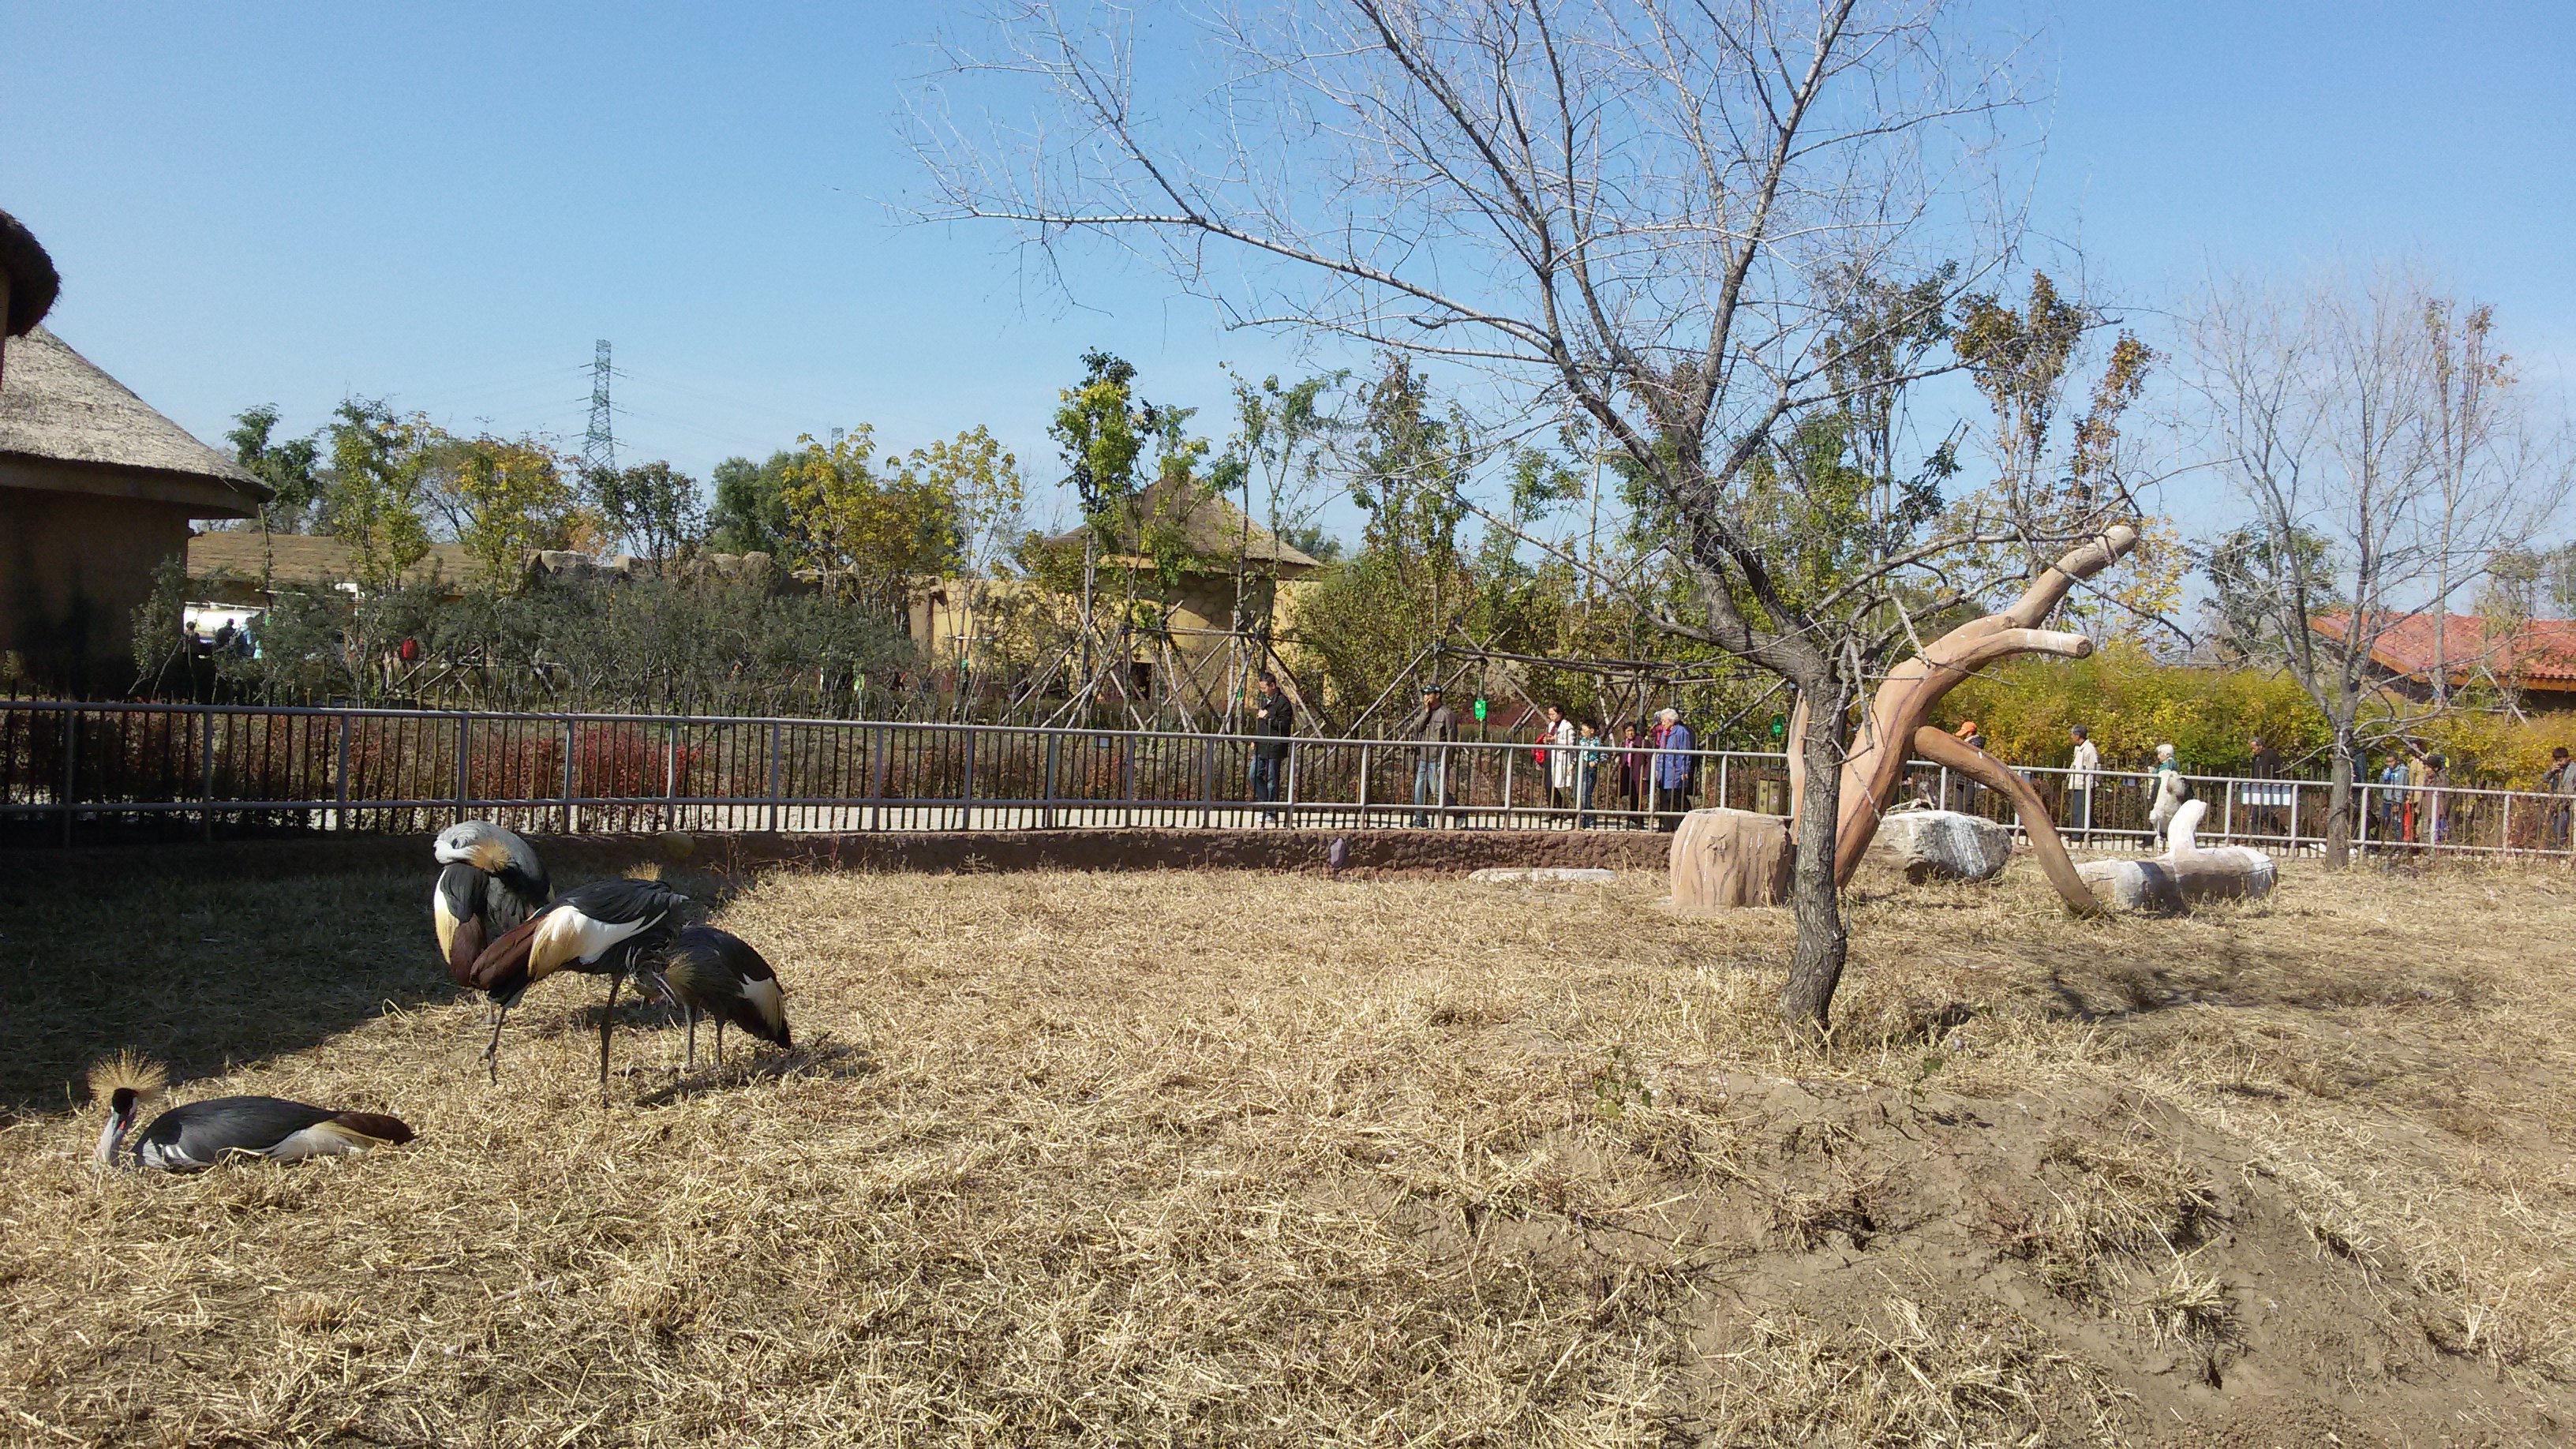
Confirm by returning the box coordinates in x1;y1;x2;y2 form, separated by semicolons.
3;699;2571;859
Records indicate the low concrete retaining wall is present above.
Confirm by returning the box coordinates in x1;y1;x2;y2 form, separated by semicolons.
28;827;1676;883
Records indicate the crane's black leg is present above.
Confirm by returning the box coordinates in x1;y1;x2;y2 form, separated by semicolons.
683;1009;698;1074
714;1019;726;1071
484;1005;512;1084
598;975;622;1097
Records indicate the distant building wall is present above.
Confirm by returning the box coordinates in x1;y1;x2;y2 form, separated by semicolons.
0;480;196;693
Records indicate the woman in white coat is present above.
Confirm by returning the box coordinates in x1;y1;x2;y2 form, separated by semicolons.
1544;705;1578;813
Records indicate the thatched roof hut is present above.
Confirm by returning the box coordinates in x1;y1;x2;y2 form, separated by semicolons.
0;206;269;691
0;326;264;510
1044;475;1323;576
0;208;61;342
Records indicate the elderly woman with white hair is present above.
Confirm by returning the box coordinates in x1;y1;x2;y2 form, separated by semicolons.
2147;743;2191;849
1652;706;1696;829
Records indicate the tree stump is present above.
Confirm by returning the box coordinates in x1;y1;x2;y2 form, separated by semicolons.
1669;808;1792;914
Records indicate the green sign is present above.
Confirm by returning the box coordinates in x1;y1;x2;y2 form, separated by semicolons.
1473;698;1489;721
1769;713;1788;742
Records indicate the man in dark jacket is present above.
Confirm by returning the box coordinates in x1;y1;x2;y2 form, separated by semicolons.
1402;684;1459;827
1249;672;1293;823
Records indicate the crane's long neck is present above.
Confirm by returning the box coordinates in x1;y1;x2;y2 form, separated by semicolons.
94;1108;133;1169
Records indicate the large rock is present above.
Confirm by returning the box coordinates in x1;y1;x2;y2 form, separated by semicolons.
1669;808;1792;914
2077;799;2277;913
1874;809;2013;883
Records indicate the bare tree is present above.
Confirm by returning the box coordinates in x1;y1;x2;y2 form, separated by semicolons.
914;0;2144;1032
2187;268;2566;865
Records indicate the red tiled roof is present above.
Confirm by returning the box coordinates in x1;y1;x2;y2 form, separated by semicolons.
2312;611;2576;687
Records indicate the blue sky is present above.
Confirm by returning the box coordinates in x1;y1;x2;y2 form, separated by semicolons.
3;2;2570;543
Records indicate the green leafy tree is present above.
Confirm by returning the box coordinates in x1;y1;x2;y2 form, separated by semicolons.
452;434;587;590
706;452;796;555
593;460;706;562
778;426;969;625
226;406;323;534
320;399;434;593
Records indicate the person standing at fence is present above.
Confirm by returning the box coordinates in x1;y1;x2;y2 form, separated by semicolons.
1543;705;1576;814
1653;707;1696;830
2379;751;2410;845
1618;721;1646;822
2148;743;2188;849
1574;717;1604;827
1249;672;1292;825
2068;724;2101;844
2422;751;2451;845
1402;684;1458;828
2402;742;2431;844
2246;735;2283;840
2548;746;2576;850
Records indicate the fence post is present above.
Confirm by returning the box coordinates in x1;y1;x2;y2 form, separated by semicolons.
60;708;77;848
2286;782;2300;855
960;727;977;833
200;709;217;842
1502;747;1515;824
1199;736;1215;829
335;709;353;837
2500;791;2512;856
662;722;680;833
1123;734;1136;829
1285;741;1299;827
1937;766;1949;812
766;720;784;834
868;725;889;832
1358;743;1372;826
1717;754;1730;814
1043;731;1060;830
560;717;577;836
455;714;471;826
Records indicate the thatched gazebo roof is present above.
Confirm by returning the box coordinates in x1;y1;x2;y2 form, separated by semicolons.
1046;474;1324;576
0;325;266;516
0;208;60;337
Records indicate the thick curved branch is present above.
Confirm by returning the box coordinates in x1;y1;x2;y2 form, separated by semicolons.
1911;727;2102;917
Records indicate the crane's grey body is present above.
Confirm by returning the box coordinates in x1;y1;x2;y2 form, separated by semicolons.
463;877;691;1090
98;1091;414;1172
657;925;790;1070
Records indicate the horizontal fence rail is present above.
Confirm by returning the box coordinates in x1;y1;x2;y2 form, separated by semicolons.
3;700;2571;860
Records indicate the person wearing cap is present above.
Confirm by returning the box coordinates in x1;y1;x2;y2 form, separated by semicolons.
1249;672;1293;825
1400;683;1458;827
1653;706;1695;829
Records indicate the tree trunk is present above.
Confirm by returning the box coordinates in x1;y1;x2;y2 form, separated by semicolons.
1779;680;1852;1036
1795;526;2142;885
1908;727;2102;916
2324;728;2356;869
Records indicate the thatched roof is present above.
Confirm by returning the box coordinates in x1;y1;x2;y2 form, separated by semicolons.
188;529;477;590
0;326;264;515
0;208;59;336
1045;474;1323;575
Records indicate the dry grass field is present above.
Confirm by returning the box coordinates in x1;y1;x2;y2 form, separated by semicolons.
3;849;2574;1447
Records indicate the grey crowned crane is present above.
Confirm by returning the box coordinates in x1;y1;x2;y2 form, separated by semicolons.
656;925;791;1071
89;1055;414;1173
432;821;551;986
463;876;690;1090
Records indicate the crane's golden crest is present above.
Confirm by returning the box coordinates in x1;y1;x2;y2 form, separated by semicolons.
86;1052;170;1105
624;861;665;882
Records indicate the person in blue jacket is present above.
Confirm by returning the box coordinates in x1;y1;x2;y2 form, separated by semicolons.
1653;706;1696;830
